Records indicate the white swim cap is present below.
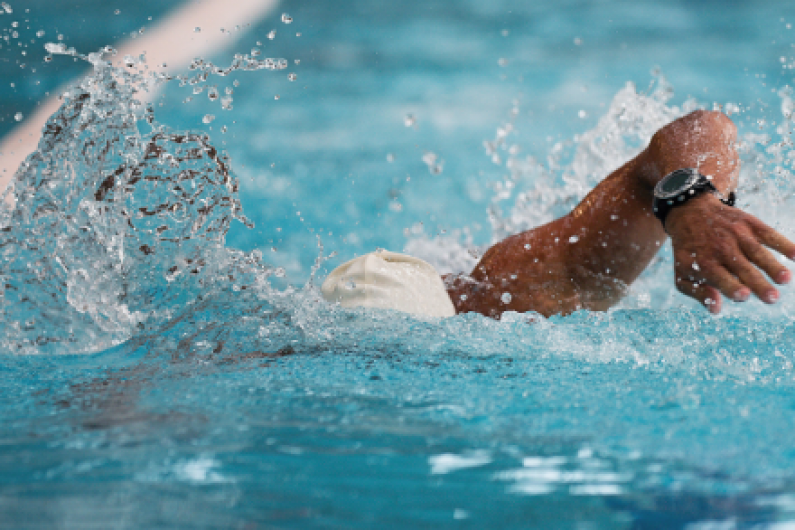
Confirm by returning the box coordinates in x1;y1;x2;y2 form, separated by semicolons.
321;249;456;318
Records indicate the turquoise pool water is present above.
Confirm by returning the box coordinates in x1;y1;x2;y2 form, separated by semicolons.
4;0;795;527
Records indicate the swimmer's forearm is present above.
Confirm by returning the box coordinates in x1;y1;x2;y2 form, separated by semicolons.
449;110;742;318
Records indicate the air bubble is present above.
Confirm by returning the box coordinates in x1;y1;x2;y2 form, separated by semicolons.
501;292;512;304
281;13;293;24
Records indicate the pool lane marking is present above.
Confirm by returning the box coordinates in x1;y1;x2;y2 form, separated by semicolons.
0;0;280;206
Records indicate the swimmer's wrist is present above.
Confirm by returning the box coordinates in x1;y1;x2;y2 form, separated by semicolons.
663;193;719;234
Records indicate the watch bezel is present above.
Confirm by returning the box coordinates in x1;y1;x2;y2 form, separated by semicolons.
654;168;702;201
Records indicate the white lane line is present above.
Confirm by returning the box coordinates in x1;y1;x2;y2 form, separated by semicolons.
0;0;280;202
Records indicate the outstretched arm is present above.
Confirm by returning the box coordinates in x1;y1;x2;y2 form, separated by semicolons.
447;110;795;318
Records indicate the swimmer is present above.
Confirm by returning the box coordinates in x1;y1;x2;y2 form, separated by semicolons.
322;110;795;318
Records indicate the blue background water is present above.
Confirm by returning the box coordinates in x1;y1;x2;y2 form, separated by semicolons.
4;0;795;528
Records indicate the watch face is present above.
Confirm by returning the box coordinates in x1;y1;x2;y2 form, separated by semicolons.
656;169;699;199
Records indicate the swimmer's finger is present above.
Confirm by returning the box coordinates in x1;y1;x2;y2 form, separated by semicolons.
725;251;779;304
750;217;795;260
739;233;792;285
675;277;722;314
687;260;750;303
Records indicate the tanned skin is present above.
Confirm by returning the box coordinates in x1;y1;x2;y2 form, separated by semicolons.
447;110;795;318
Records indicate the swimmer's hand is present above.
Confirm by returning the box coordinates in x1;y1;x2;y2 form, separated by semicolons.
665;193;795;313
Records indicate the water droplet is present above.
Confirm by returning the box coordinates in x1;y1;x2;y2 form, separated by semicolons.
498;58;508;67
114;9;120;15
207;87;218;101
569;236;579;244
288;73;297;81
574;37;583;46
295;32;301;37
692;262;701;271
386;153;395;163
404;114;415;127
202;114;215;124
281;13;293;24
268;30;276;40
524;244;531;250
501;292;512;304
501;29;509;37
1;2;11;14
14;112;23;121
274;267;286;278
225;86;233;95
194;26;201;33
35;29;44;37
274;94;280;100
578;110;588;119
422;152;437;165
344;280;357;290
294;59;300;65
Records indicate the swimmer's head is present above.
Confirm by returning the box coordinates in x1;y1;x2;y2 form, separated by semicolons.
320;249;456;318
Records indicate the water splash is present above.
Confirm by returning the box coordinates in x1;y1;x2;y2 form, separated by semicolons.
406;73;795;315
0;47;277;354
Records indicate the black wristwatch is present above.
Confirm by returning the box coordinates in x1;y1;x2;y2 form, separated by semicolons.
652;168;736;228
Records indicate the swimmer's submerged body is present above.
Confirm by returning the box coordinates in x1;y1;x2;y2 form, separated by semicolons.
323;110;795;319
